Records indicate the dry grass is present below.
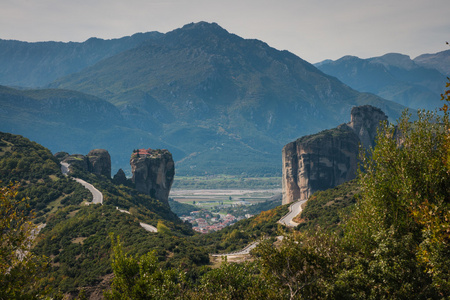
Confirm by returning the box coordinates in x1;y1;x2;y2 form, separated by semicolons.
71;237;87;244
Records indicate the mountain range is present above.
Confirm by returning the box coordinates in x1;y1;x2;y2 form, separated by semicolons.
315;52;448;111
0;31;162;87
1;22;446;176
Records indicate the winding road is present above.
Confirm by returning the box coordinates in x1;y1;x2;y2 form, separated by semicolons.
61;162;157;232
139;222;158;233
211;240;260;257
73;178;103;205
278;199;307;227
214;199;307;257
61;162;103;205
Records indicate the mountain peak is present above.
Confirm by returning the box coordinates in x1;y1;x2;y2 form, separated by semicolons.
370;53;415;70
168;21;231;40
180;21;225;31
161;21;239;51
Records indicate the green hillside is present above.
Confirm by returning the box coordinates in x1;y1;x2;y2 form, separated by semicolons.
0;132;206;296
0;131;294;297
296;179;359;232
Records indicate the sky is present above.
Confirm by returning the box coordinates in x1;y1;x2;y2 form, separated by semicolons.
1;0;449;63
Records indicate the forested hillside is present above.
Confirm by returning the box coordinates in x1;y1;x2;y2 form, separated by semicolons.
0;132;205;297
0;132;288;298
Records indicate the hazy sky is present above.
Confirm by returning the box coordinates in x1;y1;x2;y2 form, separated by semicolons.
1;0;449;63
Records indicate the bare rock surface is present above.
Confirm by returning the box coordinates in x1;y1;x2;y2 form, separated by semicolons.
347;105;388;149
282;105;387;204
130;148;175;205
87;149;111;178
57;149;112;178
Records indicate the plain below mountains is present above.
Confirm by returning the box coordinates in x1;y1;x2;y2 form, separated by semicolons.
0;22;425;176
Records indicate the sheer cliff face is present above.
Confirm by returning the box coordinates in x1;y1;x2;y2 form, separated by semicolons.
130;149;175;205
282;105;387;205
87;149;111;178
282;126;360;204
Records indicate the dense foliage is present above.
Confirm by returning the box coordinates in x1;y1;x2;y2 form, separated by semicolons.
0;132;90;218
0;183;48;299
296;179;359;232
336;109;450;298
34;204;207;295
168;198;198;216
0;132;213;297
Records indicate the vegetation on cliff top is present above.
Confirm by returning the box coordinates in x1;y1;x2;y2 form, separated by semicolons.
295;179;359;232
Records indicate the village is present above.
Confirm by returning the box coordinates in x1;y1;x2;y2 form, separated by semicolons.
180;210;254;233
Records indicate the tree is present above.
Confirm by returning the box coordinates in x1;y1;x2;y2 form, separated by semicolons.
0;182;47;299
337;108;450;298
193;259;270;300
253;232;341;300
104;234;186;300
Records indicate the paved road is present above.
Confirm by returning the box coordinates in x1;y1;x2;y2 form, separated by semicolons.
60;162;103;205
212;199;307;258
74;178;103;205
115;207;158;233
61;162;157;232
212;240;260;257
139;222;158;233
278;199;307;227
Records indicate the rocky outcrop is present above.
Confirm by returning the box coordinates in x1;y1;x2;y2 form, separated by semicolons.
60;154;89;172
130;148;175;205
347;105;388;149
282;125;360;204
57;149;112;178
87;149;111;178
113;168;128;185
282;105;387;205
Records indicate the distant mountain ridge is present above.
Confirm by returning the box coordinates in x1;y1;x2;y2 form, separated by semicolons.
315;52;447;111
0;31;162;87
1;22;407;176
414;49;450;76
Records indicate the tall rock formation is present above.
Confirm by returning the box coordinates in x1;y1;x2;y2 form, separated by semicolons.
130;148;175;205
347;105;388;149
282;105;387;204
87;149;111;178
